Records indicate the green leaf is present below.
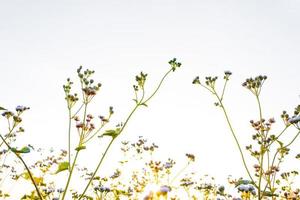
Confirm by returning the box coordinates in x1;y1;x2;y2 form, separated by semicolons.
11;146;30;154
75;145;86;151
55;162;69;174
132;99;138;104
0;106;6;110
22;172;31;180
102;128;120;138
277;140;283;147
19;146;31;153
140;103;148;107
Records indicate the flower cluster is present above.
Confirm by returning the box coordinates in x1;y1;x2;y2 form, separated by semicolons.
0;60;183;200
194;71;300;199
77;66;102;103
63;78;79;109
242;75;267;95
135;72;148;90
168;58;181;72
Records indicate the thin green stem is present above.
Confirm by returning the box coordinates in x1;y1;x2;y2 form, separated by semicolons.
215;93;257;188
170;163;190;184
143;69;172;105
268;130;300;196
256;96;263;126
256;95;264;200
258;148;264;199
78;104;140;199
0;134;10;148
120;104;139;133
141;86;145;102
260;126;290;196
71;103;84;118
78;138;115;200
284;130;300;147
83;122;107;144
61;150;79;200
0;153;9;187
220;79;228;101
0;134;43;199
78;68;174;198
7;118;11;133
266;126;289;148
68;109;72;172
62;103;88;199
264;150;271;195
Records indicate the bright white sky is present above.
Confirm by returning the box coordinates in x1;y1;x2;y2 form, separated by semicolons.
1;0;300;195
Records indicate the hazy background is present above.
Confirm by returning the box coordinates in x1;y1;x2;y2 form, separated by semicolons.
1;0;300;195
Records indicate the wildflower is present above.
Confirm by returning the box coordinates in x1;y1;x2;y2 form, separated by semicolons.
159;185;171;195
1;111;14;118
109;106;114;115
89;123;95;130
76;122;84;129
180;177;194;187
186;153;195;162
148;161;163;173
268;118;275;123
99;186;110;193
0;149;8;155
224;71;232;76
224;71;232;80
143;192;153;200
16;105;29;112
218;185;225;193
237;184;255;192
110;169;121;179
168;58;181;71
87;114;93;119
82;87;97;96
242;75;267;93
57;188;64;193
133;85;139;91
205;76;218;87
13;116;22;123
164;162;173;169
253;164;260;172
135;72;148;88
182;181;194;187
99;115;109;123
288;116;300;124
86;114;93;122
236;179;251;186
192;76;200;84
238;184;247;192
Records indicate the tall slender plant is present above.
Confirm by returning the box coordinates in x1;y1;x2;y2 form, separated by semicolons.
0;106;44;199
61;58;181;199
0;59;181;200
193;72;300;199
